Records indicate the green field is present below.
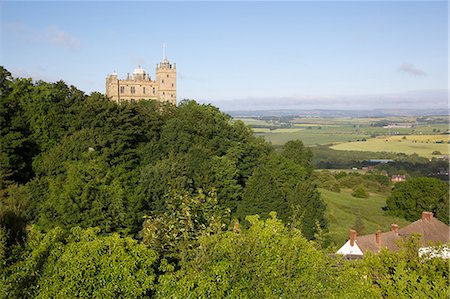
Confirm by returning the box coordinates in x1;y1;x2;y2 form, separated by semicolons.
331;135;449;158
320;188;410;246
255;126;369;145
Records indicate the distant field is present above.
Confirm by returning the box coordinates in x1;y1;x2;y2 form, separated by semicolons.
258;130;369;145
331;135;449;158
320;188;411;246
237;116;449;147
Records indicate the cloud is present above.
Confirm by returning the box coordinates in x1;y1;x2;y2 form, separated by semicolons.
398;63;425;76
45;26;80;49
5;22;79;50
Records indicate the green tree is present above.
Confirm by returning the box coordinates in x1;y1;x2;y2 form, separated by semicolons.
352;185;369;198
288;180;328;240
386;177;449;223
237;153;308;223
1;227;158;298
282;139;313;175
156;213;378;298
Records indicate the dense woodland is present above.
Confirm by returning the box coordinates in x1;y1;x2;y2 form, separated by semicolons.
1;67;449;298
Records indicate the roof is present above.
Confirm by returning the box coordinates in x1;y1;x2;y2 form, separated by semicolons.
356;217;450;254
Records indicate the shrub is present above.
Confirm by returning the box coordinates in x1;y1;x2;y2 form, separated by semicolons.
352;186;369;198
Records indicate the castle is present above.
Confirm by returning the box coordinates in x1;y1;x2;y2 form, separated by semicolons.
105;57;176;105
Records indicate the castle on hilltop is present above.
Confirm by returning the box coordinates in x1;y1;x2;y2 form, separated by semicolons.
106;55;176;105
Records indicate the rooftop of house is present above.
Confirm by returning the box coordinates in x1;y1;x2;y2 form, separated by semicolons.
337;211;450;256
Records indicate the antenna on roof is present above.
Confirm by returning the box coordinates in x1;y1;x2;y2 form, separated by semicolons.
162;43;166;60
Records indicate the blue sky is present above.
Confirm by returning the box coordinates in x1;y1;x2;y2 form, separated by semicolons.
1;1;448;110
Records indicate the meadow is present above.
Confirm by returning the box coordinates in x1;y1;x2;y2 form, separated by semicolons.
320;188;411;246
331;135;449;158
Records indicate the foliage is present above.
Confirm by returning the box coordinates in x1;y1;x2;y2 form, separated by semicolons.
281;139;313;174
237;153;309;224
289;180;328;240
1;227;158;298
360;235;450;298
385;177;449;223
156;214;378;298
352;185;369;198
143;190;230;262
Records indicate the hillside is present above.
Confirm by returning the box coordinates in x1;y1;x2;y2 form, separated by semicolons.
320;188;411;245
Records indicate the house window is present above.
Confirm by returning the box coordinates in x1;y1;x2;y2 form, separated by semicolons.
131;87;135;94
120;86;125;94
143;87;146;94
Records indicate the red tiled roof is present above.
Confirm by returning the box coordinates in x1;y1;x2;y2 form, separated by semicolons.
355;216;450;254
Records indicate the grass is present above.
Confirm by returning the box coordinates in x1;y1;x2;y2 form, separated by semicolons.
330;135;449;158
320;188;410;246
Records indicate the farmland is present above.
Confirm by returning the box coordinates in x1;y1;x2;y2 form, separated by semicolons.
331;135;449;158
237;115;449;158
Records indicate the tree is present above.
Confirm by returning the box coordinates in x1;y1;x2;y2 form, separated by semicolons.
385;177;449;223
288;180;328;240
237;153;308;223
352;185;369;198
155;213;378;298
282;139;313;175
1;227;158;298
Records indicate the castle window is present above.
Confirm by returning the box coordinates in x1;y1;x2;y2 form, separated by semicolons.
171;83;174;87
167;74;169;78
163;92;165;96
153;88;155;94
162;79;164;84
143;87;146;94
120;86;125;94
131;87;135;94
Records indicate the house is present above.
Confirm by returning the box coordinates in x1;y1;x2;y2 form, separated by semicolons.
336;211;450;259
391;174;406;182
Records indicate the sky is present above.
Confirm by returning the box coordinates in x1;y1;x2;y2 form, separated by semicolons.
1;1;448;111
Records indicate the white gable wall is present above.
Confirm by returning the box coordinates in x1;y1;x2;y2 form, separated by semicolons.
336;240;364;256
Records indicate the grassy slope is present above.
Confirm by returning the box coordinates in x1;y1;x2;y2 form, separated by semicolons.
320;188;410;246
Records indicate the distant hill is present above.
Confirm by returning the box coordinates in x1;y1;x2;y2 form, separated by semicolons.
226;108;448;118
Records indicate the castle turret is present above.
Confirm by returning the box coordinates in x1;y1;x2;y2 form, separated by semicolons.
106;71;120;103
156;58;176;105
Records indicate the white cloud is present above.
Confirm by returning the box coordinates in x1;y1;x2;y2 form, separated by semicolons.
45;26;80;49
5;22;80;50
398;63;425;76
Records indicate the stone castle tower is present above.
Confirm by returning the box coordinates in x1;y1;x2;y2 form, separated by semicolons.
106;56;176;105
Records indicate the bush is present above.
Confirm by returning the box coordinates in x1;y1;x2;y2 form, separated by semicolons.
352;186;369;198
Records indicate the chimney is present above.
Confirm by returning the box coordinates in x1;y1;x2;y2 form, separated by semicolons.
391;224;399;234
422;211;433;221
349;229;357;247
375;230;382;248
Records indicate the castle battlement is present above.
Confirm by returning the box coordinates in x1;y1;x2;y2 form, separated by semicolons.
106;57;176;105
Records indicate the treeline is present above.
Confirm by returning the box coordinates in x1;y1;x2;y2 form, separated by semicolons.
0;67;448;297
311;145;448;179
